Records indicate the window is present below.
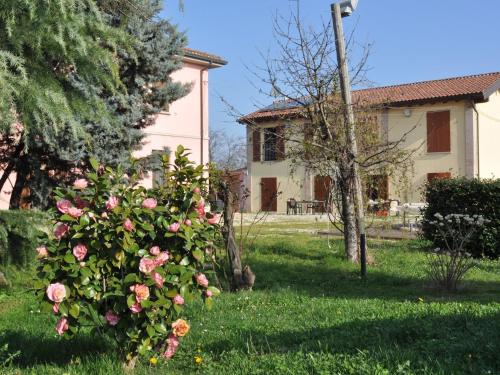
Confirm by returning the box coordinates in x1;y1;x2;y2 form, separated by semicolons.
427;111;450;153
150;148;170;188
263;126;285;161
264;127;277;161
427;172;451;183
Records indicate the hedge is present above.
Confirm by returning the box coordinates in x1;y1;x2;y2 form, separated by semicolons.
0;210;50;268
421;178;500;259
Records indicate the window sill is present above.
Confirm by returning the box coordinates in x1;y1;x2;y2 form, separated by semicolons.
426;151;451;155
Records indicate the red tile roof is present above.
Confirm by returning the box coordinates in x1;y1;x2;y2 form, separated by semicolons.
240;72;500;123
183;48;227;66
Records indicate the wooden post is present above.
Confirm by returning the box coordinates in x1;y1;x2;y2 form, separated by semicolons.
331;2;367;278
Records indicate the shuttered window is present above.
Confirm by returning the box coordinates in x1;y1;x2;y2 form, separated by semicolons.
427;111;450;153
252;128;261;162
427;172;451;183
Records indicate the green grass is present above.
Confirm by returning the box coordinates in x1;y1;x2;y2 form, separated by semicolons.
0;233;499;374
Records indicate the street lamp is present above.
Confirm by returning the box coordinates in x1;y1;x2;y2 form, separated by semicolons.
339;0;358;17
331;0;367;278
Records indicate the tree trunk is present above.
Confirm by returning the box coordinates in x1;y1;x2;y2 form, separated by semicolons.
9;155;30;210
220;180;245;290
0;141;24;194
341;180;358;262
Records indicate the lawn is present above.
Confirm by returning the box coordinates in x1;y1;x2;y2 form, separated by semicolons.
0;232;499;374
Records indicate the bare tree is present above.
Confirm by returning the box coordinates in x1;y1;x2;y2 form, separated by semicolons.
237;4;418;262
209;129;246;171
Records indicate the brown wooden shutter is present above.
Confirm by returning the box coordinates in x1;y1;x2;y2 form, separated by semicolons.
427;172;451;183
276;126;285;160
252;128;261;162
427;111;450;152
261;177;277;211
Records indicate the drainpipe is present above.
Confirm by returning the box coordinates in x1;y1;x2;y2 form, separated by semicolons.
200;63;212;165
472;102;480;178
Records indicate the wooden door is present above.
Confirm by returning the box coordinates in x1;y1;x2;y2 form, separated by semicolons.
314;176;332;212
261;177;277;212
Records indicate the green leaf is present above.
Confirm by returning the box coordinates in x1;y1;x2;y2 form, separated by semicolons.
165;289;178;298
146;325;155;337
192;249;204;261
124;273;138;284
80;214;90;226
127;294;136;307
205;297;213;310
179;256;190;266
90;158;99;171
207;286;221;296
69;304;80;318
64;253;76;264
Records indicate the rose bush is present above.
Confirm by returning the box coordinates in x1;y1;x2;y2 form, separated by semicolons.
34;146;220;364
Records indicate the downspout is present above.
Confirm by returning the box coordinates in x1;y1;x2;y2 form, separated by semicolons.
472;102;480;178
200;62;212;165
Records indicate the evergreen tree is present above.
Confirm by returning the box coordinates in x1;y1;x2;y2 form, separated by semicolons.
0;0;190;208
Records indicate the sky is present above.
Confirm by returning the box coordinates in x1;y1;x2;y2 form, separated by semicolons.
161;0;500;138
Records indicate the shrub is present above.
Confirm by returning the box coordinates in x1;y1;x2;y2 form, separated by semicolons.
422;178;500;259
33;147;221;366
0;210;49;268
424;213;487;291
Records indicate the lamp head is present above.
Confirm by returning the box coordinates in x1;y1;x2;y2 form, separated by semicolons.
339;0;358;17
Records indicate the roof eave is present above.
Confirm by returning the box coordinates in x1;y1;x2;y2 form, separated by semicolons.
481;79;500;100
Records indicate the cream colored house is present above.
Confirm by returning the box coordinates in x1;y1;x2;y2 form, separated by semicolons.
239;72;500;213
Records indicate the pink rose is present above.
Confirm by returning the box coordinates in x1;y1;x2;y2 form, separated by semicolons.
72;243;87;261
54;223;69;239
207;214;220;225
149;246;160;256
151;271;164;288
46;283;67;303
106;196;119;210
193;187;201;195
184;219;192;226
155;251;170;267
205;290;213;298
195;273;209;288
73;178;88;190
123;218;134;232
75;196;89;209
172;294;184;305
131;284;149;302
55;317;69;335
196;200;205;219
163;333;179;359
142;198;157;209
139;257;156;274
36;246;48;259
67;207;83;218
52;303;60;314
168;222;180;233
105;310;120;326
130;302;143;314
56;199;72;214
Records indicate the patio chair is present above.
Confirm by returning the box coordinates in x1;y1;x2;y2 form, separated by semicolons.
287;198;302;215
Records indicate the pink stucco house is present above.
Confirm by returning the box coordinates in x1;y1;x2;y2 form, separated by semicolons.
0;48;227;209
134;48;227;188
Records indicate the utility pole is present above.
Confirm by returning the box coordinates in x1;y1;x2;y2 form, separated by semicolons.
331;2;367;277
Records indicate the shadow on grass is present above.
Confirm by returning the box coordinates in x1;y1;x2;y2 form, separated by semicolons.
0;330;112;367
248;250;500;303
206;311;500;373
